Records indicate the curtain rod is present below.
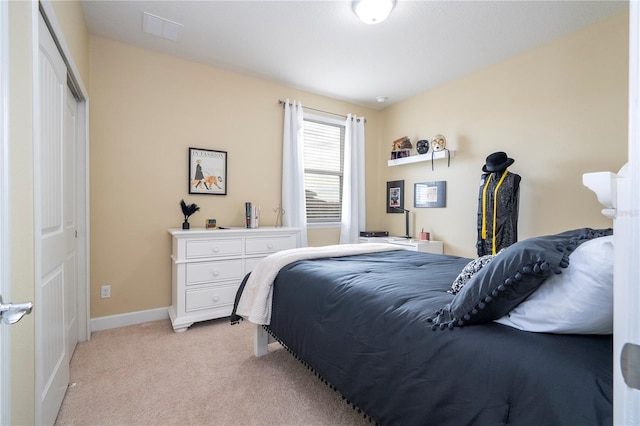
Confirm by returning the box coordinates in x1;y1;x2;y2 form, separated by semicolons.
278;99;365;122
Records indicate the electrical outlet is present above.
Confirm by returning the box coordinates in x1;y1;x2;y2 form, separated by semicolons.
101;285;111;299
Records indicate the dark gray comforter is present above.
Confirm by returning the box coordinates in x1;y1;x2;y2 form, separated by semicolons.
265;250;612;426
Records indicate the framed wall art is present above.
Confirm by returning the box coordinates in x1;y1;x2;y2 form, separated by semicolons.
414;181;446;208
189;148;227;195
386;180;404;213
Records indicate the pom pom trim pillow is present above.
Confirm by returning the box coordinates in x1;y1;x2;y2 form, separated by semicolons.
427;228;612;330
495;235;614;334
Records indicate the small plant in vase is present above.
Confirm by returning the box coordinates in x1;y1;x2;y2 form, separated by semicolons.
180;199;200;229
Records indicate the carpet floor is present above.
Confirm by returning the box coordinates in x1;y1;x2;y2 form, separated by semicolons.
55;318;371;426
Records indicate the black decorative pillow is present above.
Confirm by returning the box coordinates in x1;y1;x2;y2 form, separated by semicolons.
448;250;503;295
427;228;613;330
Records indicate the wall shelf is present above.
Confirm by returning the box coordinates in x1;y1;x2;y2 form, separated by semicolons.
388;150;456;167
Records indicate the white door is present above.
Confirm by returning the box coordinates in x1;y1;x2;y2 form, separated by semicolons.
36;14;74;425
0;0;9;423
64;86;78;360
614;3;640;424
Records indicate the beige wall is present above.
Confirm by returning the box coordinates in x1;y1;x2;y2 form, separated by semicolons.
89;11;628;319
379;12;628;257
88;36;381;318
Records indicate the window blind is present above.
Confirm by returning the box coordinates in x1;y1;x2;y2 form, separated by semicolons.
303;119;344;223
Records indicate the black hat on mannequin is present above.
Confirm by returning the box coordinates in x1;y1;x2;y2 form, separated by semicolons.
482;151;514;172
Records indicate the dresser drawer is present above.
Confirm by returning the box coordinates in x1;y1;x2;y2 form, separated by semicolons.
245;256;264;273
185;283;237;312
245;235;296;255
186;259;243;285
185;238;242;259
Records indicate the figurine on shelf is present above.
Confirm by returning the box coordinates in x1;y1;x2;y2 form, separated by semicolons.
392;136;412;151
180;199;200;229
430;134;451;170
391;136;412;159
430;134;447;152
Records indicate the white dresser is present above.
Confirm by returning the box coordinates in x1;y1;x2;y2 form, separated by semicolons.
169;227;301;332
358;237;443;254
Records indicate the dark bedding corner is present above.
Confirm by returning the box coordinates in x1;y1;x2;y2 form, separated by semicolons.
266;250;613;426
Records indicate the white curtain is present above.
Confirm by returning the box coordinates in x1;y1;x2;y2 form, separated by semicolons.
340;114;366;244
282;99;308;246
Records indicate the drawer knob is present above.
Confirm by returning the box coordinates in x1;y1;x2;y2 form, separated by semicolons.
267;243;274;249
212;295;219;302
212;247;220;253
212;270;220;276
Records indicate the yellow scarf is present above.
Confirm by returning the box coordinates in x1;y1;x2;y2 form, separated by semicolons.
481;170;509;254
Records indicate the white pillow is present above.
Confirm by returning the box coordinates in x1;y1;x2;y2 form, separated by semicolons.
494;235;613;334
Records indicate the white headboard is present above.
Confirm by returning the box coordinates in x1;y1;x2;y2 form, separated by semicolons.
582;163;628;219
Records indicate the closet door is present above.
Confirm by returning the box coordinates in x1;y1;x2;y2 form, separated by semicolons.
64;85;78;360
36;14;73;425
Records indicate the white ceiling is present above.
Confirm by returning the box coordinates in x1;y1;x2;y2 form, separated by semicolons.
82;0;628;110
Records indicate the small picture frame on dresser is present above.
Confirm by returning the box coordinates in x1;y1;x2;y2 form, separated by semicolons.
189;147;227;195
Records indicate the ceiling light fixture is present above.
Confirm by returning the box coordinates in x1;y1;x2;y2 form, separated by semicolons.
376;96;387;103
353;0;396;25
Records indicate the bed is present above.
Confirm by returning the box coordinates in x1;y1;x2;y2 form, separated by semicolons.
231;228;614;425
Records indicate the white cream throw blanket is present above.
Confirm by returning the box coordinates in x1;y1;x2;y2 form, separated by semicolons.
235;243;403;325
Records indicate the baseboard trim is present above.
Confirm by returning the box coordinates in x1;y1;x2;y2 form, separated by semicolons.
91;307;170;332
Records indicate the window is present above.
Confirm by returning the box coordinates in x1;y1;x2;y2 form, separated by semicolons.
303;115;345;223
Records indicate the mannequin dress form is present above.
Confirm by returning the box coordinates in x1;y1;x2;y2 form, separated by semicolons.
476;152;521;256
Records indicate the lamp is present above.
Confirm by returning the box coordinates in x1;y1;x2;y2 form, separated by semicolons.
353;0;395;24
393;207;412;239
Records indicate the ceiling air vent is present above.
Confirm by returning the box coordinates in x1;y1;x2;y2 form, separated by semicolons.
142;12;183;42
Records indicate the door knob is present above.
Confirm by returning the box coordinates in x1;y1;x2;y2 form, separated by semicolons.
0;295;34;325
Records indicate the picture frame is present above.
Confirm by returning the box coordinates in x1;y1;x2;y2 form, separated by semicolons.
386;180;404;213
189;148;227;195
414;181;446;208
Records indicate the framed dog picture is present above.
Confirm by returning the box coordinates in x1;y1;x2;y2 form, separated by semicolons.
189;148;227;195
